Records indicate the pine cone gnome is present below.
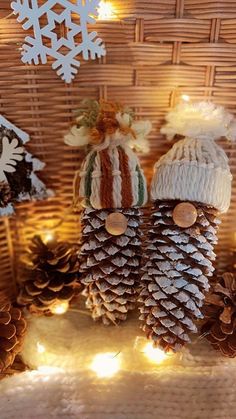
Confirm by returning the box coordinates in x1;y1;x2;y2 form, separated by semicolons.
140;101;235;353
18;236;81;316
66;100;151;325
201;272;236;358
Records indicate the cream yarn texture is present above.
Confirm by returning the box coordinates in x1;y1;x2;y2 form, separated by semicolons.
0;312;235;419
151;102;235;212
151;136;232;212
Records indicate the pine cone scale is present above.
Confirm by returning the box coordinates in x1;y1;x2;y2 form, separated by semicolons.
0;312;11;325
0;335;18;352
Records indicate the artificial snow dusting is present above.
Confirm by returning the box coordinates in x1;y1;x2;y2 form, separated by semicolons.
0;311;234;418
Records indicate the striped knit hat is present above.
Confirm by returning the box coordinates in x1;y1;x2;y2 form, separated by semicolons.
151;101;235;213
68;100;151;209
79;143;147;209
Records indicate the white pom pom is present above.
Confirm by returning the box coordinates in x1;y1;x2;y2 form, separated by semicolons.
227;120;236;142
116;112;132;128
130;120;152;153
64;126;90;147
161;101;236;142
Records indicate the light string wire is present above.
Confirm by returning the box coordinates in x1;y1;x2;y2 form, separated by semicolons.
0;12;14;20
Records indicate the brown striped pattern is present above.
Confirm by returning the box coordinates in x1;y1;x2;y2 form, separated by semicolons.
118;147;133;208
99;149;114;208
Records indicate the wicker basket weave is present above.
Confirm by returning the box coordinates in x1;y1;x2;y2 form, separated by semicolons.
0;0;236;304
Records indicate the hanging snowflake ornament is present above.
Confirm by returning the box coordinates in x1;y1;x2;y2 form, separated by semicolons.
11;0;106;83
0;115;51;216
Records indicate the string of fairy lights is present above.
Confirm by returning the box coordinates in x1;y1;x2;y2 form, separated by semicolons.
35;336;172;379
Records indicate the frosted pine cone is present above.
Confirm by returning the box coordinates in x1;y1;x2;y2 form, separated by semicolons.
80;208;142;325
139;200;220;353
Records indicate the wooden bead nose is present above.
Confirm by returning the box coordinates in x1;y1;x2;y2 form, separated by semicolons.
173;202;198;228
105;212;128;236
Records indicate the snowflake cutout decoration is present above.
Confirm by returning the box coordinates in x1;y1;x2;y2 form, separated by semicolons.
11;0;106;83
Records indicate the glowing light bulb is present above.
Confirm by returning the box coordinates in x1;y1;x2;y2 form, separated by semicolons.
143;343;168;364
50;301;69;315
43;231;55;244
98;1;115;20
37;342;46;354
181;94;190;102
90;352;120;378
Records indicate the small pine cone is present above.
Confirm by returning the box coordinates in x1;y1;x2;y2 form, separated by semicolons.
0;302;27;372
80;208;142;325
201;272;236;358
139;200;220;353
0;182;12;207
18;236;81;315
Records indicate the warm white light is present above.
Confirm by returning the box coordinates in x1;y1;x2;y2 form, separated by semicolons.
98;1;115;20
181;94;190;102
143;343;168;364
43;231;55;244
50;301;69;315
37;342;46;354
37;366;64;374
90;352;120;378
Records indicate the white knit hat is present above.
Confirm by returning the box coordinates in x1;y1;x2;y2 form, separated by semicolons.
151;101;236;213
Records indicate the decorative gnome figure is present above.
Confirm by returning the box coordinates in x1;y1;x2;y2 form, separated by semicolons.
65;100;151;325
139;101;235;353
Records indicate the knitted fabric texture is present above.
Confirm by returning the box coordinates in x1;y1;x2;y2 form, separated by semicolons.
151;137;232;213
151;102;234;213
79;143;147;209
7;313;236;419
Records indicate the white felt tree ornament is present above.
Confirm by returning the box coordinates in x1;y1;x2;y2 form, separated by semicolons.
11;0;106;83
0;137;24;182
0;115;51;216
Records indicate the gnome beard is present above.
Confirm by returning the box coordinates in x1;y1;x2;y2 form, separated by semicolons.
139;101;235;353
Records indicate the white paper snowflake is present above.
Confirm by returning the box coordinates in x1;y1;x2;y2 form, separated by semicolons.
11;0;106;83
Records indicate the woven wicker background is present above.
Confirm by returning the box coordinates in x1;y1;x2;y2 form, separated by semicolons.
0;0;236;301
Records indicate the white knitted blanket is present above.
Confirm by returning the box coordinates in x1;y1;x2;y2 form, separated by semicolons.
0;311;235;419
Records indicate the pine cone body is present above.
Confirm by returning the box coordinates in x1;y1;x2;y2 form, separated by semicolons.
139;200;220;353
80;208;142;325
201;272;236;358
0;302;26;372
0;182;12;207
18;236;81;315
